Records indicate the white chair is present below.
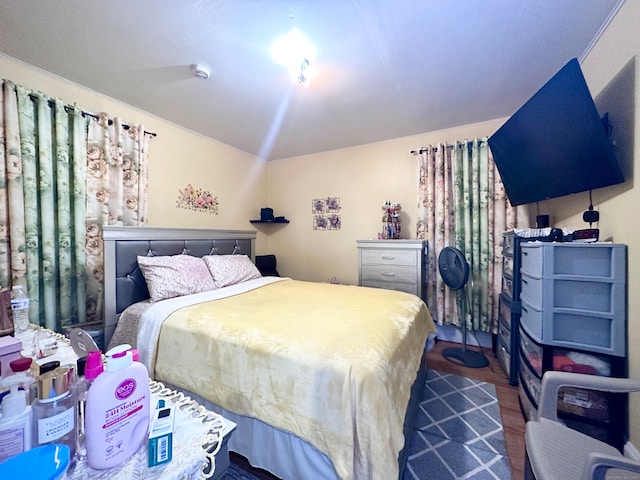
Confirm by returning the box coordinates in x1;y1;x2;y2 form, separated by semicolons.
525;370;640;480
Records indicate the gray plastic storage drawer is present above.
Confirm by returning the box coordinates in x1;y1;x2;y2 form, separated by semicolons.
520;326;543;377
503;234;515;256
503;254;514;278
521;274;620;313
520;298;543;341
520;243;626;280
520;273;543;308
551;311;619;354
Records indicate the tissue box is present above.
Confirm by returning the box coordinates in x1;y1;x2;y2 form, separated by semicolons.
0;336;22;380
148;400;174;467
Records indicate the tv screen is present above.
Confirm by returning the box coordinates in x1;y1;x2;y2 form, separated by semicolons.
488;58;624;207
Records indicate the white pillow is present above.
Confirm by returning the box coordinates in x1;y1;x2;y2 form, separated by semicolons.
137;254;216;302
203;254;262;288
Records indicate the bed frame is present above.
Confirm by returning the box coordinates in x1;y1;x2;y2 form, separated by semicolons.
102;226;256;348
102;225;427;479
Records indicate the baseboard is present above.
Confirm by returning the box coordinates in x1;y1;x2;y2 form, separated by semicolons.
624;441;640;460
436;324;493;349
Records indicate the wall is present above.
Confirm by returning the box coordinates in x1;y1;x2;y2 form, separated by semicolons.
542;0;640;450
266;118;510;285
0;54;269;250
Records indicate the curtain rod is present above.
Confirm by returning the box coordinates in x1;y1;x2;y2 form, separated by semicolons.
410;145;455;155
410;138;488;155
27;93;157;137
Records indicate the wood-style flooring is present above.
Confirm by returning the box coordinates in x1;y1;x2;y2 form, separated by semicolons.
230;339;527;480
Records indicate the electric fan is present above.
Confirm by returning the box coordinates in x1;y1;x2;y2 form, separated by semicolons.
438;246;489;368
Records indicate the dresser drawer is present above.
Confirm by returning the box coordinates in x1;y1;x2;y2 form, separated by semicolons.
360;280;417;296
360;264;417;284
359;249;418;267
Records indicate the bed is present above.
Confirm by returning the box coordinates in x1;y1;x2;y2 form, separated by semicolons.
102;226;437;480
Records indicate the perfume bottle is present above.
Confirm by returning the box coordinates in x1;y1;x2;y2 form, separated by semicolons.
31;366;77;464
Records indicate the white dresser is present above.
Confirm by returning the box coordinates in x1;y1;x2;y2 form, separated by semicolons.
356;240;428;302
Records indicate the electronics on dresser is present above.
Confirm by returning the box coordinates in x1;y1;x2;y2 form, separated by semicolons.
571;228;600;243
539;228;565;242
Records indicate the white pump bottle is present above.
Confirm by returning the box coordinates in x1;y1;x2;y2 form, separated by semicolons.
0;372;32;463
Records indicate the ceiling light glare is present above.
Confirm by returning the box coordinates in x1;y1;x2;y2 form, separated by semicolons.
270;28;316;76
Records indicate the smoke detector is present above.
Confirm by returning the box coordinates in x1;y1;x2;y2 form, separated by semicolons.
191;63;211;80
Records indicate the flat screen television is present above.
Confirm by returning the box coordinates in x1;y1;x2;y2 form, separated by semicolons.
488;58;624;207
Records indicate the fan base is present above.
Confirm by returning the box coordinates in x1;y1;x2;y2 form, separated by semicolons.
441;347;489;369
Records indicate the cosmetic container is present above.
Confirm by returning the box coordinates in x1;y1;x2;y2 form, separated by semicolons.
0;371;32;462
85;344;150;469
31;366;76;463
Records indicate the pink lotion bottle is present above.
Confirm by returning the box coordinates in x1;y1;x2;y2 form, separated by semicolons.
84;344;150;469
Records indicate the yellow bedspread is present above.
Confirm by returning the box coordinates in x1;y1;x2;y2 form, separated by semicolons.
153;279;436;480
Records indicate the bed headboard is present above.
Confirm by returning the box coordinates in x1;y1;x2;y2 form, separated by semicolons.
102;226;256;349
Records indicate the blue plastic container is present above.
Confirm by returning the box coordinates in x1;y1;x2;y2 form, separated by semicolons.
0;444;70;480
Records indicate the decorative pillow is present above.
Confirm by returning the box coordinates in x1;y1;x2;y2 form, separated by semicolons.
203;254;262;288
137;254;216;302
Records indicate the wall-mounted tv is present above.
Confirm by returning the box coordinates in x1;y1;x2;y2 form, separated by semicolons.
488;58;624;207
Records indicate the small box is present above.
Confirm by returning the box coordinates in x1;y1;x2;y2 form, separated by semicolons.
0;336;22;380
260;208;274;221
148;400;175;467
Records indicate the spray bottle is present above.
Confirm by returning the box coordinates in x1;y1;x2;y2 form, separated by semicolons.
0;372;32;462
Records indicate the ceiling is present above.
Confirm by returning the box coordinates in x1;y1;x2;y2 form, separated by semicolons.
0;1;624;160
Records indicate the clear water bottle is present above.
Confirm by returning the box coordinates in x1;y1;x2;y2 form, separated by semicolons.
10;285;30;334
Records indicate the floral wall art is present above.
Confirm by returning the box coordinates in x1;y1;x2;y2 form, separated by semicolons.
176;183;219;214
312;197;341;230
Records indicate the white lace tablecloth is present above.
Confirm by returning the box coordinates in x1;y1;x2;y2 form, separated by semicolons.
66;381;225;479
15;327;225;480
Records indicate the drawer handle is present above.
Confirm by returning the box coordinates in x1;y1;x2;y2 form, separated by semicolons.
522;306;528;314
381;272;396;277
522;278;528;285
381;255;395;260
522;251;528;256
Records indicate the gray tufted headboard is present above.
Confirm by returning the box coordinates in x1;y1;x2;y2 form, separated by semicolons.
102;226;256;348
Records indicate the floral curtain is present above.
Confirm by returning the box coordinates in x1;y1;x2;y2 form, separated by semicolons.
415;138;529;333
85;113;149;325
0;81;88;331
1;80;150;332
415;144;457;327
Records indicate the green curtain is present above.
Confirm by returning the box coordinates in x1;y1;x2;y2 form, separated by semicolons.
453;138;492;331
1;81;88;331
415;138;529;333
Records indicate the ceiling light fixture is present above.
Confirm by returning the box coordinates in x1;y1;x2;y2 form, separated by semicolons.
270;28;316;85
191;63;211;80
298;59;311;87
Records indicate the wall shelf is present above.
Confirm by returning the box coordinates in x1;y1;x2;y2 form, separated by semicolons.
249;219;289;224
